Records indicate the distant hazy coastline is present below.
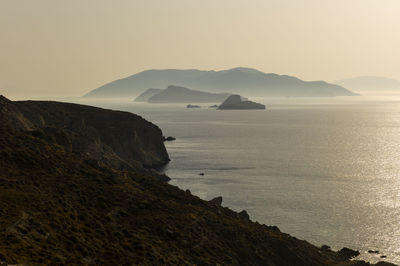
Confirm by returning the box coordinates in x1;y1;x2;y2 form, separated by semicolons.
84;67;356;98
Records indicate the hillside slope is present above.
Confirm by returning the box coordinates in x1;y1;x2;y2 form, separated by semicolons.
1;96;169;170
146;85;231;103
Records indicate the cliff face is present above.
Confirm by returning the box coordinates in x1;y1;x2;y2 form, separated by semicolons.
0;96;169;170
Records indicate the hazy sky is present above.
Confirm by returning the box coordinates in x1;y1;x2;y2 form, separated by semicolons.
1;0;400;98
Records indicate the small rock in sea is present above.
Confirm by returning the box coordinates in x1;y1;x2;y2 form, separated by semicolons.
338;247;360;259
164;136;176;142
238;210;250;220
321;245;331;251
199;173;204;176
217;94;265;110
209;196;223;206
380;255;387;258
368;250;379;254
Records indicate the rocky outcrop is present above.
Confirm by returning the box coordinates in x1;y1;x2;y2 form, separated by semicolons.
218;95;266;110
238;210;250;220
209;196;223;206
338;247;360;259
164;136;176;142
0;96;169;170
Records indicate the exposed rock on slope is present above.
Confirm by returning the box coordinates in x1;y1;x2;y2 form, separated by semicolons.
146;85;231;103
218;95;266;110
0;96;169;170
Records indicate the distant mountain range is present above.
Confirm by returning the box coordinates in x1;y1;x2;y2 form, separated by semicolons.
84;67;356;98
135;86;232;103
334;76;400;91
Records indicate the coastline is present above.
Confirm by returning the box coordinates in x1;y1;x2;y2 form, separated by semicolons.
0;96;396;265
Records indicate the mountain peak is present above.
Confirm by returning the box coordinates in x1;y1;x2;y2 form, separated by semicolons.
165;85;191;91
225;67;263;74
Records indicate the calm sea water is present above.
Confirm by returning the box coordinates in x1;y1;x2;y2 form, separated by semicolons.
73;96;400;264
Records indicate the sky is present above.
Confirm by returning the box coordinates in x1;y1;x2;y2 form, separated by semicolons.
1;0;400;99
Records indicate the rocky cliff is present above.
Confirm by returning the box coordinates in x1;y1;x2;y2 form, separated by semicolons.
0;96;169;170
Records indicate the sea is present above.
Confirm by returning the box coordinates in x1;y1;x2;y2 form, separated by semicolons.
72;95;400;264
